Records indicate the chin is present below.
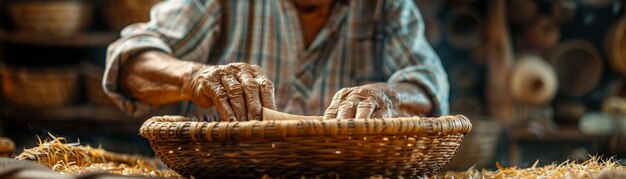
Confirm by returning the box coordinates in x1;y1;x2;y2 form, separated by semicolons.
290;0;334;8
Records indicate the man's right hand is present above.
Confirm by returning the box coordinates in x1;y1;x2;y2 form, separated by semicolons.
182;63;277;121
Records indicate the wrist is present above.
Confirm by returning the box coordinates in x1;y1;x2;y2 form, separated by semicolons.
180;63;207;100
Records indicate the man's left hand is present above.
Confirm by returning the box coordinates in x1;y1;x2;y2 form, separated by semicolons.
323;83;432;119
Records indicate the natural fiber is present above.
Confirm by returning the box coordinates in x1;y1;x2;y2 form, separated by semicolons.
140;114;472;178
82;63;115;106
1;66;78;107
443;119;501;171
434;156;626;179
102;0;161;30
14;135;180;177
8;1;92;36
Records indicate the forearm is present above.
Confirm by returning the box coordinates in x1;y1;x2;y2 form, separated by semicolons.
362;82;433;116
121;50;202;105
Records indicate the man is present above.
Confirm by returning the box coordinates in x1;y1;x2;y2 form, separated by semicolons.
104;0;448;120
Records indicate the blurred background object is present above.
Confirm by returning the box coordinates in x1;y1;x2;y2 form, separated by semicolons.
0;137;14;157
417;0;626;169
102;0;161;30
8;0;92;37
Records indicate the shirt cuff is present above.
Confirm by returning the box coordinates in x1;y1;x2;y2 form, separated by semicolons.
387;66;449;116
103;34;173;117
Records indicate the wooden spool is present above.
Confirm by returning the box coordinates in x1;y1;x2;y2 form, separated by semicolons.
510;55;558;105
446;7;482;50
549;39;603;97
509;0;537;25
606;17;626;76
551;0;577;24
0;137;14;157
523;16;560;51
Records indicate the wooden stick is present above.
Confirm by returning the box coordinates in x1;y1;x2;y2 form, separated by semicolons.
485;0;516;124
262;107;322;121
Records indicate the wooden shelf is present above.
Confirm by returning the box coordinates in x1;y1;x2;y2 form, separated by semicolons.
1;104;176;122
0;31;119;47
510;127;603;141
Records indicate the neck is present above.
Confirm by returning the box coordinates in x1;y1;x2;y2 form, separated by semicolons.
296;1;334;48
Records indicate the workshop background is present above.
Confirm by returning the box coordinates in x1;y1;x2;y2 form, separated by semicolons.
0;0;624;173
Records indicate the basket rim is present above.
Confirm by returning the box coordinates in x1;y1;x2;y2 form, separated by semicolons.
140;115;472;142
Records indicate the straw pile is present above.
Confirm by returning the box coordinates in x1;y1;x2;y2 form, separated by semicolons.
434;156;626;179
14;135;180;177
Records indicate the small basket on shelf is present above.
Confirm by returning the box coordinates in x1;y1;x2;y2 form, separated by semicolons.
0;65;79;107
81;63;114;107
102;0;161;30
442;117;502;171
140;108;472;178
7;0;93;37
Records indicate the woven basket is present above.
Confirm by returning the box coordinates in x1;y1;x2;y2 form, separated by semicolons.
82;63;114;106
140;113;472;178
442;118;501;171
0;66;79;107
102;0;161;30
8;0;92;37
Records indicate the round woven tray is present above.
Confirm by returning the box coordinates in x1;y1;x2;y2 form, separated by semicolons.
140;115;472;178
549;39;603;97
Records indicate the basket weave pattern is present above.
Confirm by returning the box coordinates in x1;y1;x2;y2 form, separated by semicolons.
102;0;161;30
1;67;78;107
140;115;472;178
8;1;92;36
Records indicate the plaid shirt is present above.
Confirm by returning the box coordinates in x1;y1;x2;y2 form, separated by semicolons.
104;0;449;117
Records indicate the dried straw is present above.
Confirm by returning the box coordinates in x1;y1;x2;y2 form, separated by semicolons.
14;134;180;177
433;156;626;179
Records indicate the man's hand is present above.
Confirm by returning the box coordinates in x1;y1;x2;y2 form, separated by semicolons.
182;63;277;121
324;83;432;119
120;51;277;121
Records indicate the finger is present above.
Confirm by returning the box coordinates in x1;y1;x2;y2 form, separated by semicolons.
221;73;247;121
371;109;384;119
255;75;277;110
355;98;377;119
337;98;360;119
190;83;213;108
237;70;262;121
246;64;265;76
205;80;237;121
324;88;352;119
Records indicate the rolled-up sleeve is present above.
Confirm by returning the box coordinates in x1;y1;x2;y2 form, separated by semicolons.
103;0;222;116
381;0;449;116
